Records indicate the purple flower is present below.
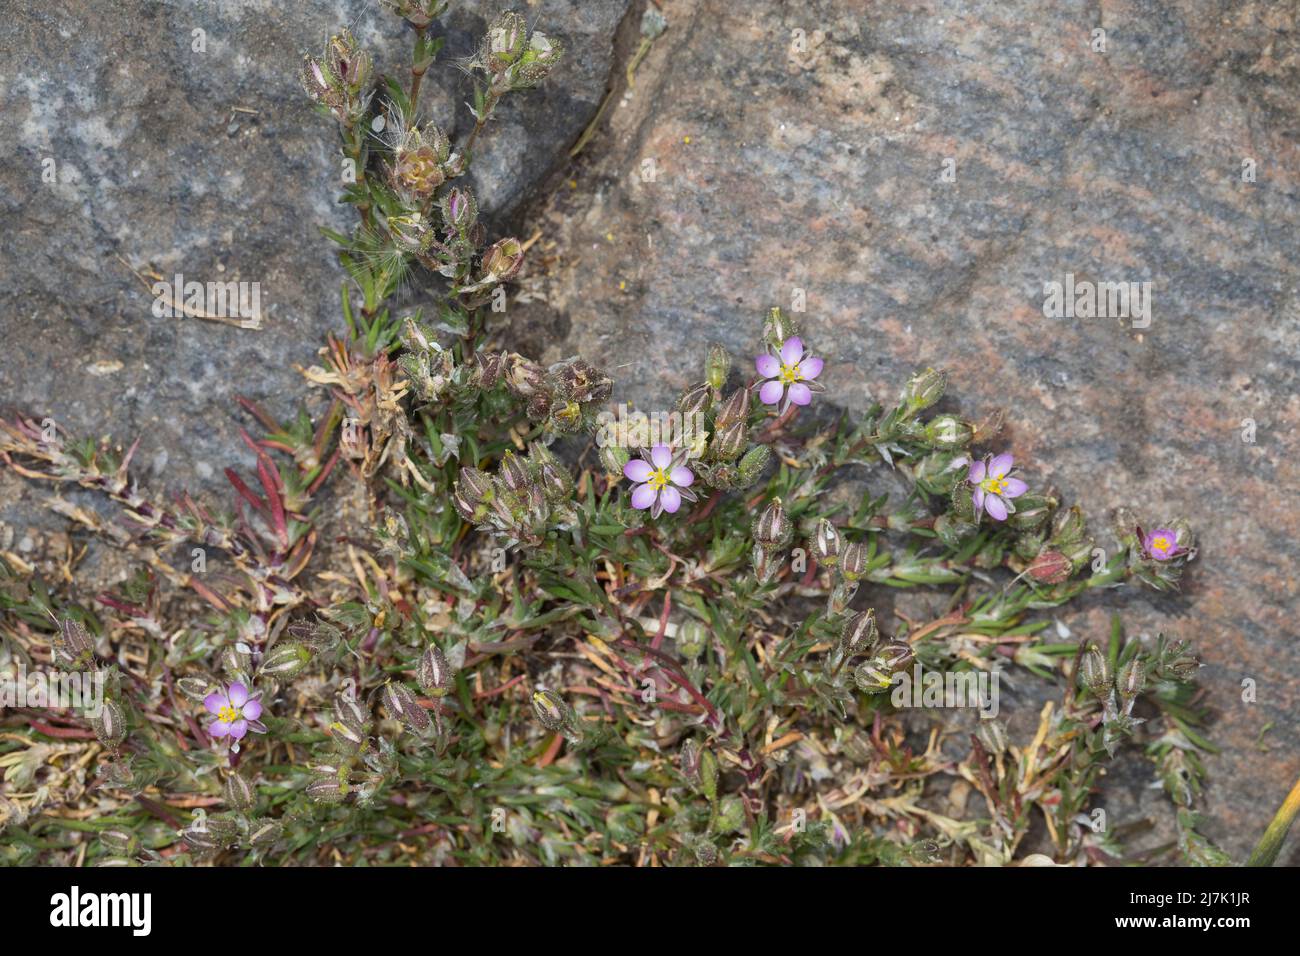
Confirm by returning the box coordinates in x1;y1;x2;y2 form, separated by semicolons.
204;682;267;742
756;337;825;410
967;453;1028;522
623;444;697;518
1141;527;1182;561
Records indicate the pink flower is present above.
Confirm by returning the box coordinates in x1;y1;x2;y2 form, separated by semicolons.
967;453;1028;522
1141;527;1183;561
623;444;697;518
756;337;825;411
204;682;267;742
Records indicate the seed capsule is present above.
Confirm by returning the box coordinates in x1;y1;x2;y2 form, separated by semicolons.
381;682;430;735
1080;645;1113;698
752;498;792;551
223;772;255;813
417;645;453;697
91;700;127;749
838;609;879;657
810;518;841;565
258;642;312;679
840;540;868;580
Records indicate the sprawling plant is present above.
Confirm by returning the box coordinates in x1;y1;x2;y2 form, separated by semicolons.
4;3;1290;868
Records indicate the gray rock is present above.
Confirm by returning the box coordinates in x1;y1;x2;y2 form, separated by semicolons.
0;0;630;503
517;0;1300;862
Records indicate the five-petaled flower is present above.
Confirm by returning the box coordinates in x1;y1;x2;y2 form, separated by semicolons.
756;337;825;410
967;453;1028;522
204;682;267;745
624;444;696;518
1141;527;1183;561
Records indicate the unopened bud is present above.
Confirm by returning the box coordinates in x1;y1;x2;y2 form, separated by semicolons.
839;609;879;657
306;773;349;804
176;677;214;703
481;237;524;282
381;682;430;735
1027;550;1072;585
901;367;946;411
840;540;868;581
247;817;284;850
714;388;751;430
531;689;574;735
258;643;312;679
923;414;973;449
854;658;894;693
91;700;127;749
810;518;841;565
705;345;731;391
1117;658;1146;705
735;444;770;486
223;772;255;813
677;619;708;661
710;419;748;461
678;381;712;419
417;645;453;696
1080;645;1113;698
752;498;792;551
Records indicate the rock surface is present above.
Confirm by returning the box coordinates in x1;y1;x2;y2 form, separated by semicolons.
515;0;1300;861
0;0;631;498
1;0;1297;863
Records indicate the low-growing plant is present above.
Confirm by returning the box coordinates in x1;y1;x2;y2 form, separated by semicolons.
2;3;1290;868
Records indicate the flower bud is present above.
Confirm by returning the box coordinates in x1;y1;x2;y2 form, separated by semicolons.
840;540;868;581
810;518;841;566
531;689;574;735
705;345;731;392
498;450;531;493
55;617;96;670
877;642;915;672
763;307;798;351
710;419;748;462
901;367;947;411
838;609;879;657
923;415;973;449
713;388;750;430
1050;505;1087;548
417;645;453;697
1026;550;1072;585
676;619;708;660
1006;493;1056;531
306;773;349;804
247;818;284;851
223;772;255;813
1116;658;1146;706
677;381;712;419
482;12;528;70
752;498;792;552
474;350;506;389
438;187;478;233
91;700;127;749
854;658;894;694
735;444;770;487
258;642;312;679
533;447;574;505
1080;645;1113;698
381;681;430;735
514;30;563;86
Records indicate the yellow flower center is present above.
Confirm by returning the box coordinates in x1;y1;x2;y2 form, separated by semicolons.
648;468;670;490
981;477;1007;495
779;362;801;384
217;704;240;724
1151;535;1170;552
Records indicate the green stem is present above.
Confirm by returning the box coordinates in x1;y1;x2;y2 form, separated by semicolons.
1247;773;1300;866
